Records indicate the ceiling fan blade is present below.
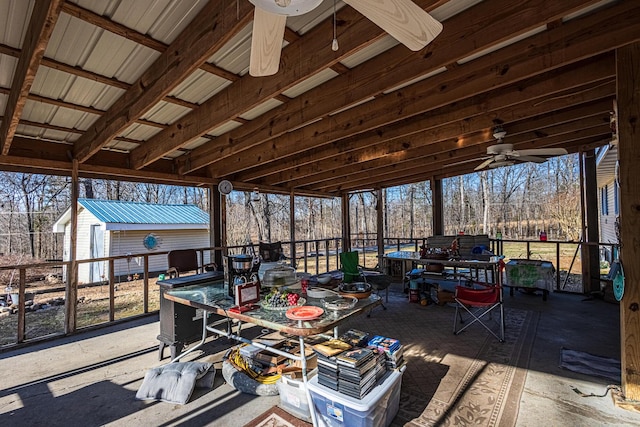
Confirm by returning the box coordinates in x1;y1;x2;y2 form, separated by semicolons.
516;155;547;163
344;0;443;51
474;158;495;171
517;148;568;157
249;7;287;77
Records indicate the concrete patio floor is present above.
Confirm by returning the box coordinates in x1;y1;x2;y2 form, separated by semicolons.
2;284;639;426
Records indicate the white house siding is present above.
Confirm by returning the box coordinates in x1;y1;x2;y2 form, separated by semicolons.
108;228;210;278
60;208;104;284
598;176;619;263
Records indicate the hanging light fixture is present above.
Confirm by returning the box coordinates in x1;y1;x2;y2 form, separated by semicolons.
331;0;339;51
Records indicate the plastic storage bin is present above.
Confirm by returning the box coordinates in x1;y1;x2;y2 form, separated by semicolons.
307;370;402;427
277;371;316;423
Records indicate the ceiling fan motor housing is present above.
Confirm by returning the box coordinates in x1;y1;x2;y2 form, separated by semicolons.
487;143;514;155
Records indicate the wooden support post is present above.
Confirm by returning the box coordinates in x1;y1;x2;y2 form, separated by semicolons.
109;259;115;322
581;149;601;293
376;188;384;264
341;193;351;252
210;185;223;267
143;254;149;313
65;159;79;334
431;178;444;235
289;191;296;269
17;268;26;342
618;41;640;401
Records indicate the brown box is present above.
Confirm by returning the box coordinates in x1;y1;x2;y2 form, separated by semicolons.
289;346;317;370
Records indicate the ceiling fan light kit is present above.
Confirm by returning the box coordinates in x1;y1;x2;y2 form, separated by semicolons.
474;127;569;171
249;0;443;77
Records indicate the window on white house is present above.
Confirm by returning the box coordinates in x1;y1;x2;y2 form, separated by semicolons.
601;185;609;215
614;181;619;215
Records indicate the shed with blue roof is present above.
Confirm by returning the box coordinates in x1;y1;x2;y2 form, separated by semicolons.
53;199;210;284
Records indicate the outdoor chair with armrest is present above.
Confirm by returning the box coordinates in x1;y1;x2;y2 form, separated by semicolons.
167;249;217;279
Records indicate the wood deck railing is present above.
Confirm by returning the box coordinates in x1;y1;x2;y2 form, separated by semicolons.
0;236;618;349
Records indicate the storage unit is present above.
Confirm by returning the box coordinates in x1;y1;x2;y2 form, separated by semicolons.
277;370;317;423
505;259;555;301
157;272;225;360
307;370;402;427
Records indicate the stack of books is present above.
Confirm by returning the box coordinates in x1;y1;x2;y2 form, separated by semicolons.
313;339;352;390
367;335;405;370
335;347;381;398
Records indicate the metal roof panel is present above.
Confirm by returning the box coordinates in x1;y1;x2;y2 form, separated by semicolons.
78;198;209;225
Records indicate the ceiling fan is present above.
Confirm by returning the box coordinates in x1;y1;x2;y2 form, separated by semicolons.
248;0;443;77
474;126;569;171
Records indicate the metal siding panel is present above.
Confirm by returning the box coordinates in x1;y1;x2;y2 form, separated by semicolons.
0;0;34;46
119;122;162;140
169;70;231;105
239;98;283;121
281;68;339;98
0;55;18;87
339;36;398;69
45;14;102;69
206;120;243;137
142;101;191;125
209;23;252;75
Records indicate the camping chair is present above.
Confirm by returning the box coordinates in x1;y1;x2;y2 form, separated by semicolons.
258;241;286;262
167;249;216;278
340;251;392;314
453;281;505;342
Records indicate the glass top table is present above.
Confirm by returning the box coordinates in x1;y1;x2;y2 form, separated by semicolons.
164;281;381;337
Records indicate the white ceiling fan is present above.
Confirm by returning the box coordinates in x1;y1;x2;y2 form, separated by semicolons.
248;0;443;77
474;126;569;171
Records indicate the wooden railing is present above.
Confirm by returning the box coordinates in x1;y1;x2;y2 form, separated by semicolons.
0;236;618;349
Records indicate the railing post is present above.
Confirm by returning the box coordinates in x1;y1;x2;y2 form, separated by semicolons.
109;259;115;322
556;242;561;291
143;254;149;313
17;268;26;343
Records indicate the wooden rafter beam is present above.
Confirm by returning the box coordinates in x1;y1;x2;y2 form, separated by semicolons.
61;2;239;83
128;1;399;170
318;127;612;193
0;0;64;155
210;0;639;179
235;60;615;184
178;0;608;175
291;109;611;191
272;99;613;189
73;0;254;163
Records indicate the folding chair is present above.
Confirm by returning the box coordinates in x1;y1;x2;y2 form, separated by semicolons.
339;251;361;283
340;251;391;315
453;281;504;342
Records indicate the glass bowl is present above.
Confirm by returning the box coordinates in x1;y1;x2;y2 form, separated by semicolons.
322;295;358;312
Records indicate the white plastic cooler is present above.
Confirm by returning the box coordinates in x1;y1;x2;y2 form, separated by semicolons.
306;370;402;427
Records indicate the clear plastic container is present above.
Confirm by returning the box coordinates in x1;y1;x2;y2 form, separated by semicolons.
307;370;402;427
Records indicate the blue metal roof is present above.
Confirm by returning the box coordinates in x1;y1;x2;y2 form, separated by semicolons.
78;199;209;225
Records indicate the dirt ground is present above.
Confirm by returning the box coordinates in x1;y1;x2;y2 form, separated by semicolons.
1;276;161;347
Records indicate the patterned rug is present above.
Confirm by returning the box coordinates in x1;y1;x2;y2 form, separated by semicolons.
243;406;311;427
391;307;539;427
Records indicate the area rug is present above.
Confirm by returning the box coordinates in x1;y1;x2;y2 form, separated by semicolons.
243;406;311;427
559;348;621;383
393;308;539;427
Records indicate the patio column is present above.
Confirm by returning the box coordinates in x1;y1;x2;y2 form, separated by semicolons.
431;178;444;235
210;185;223;267
65;159;79;334
289;191;296;269
376;188;384;261
581;149;600;293
618;41;640;401
341;193;351;252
